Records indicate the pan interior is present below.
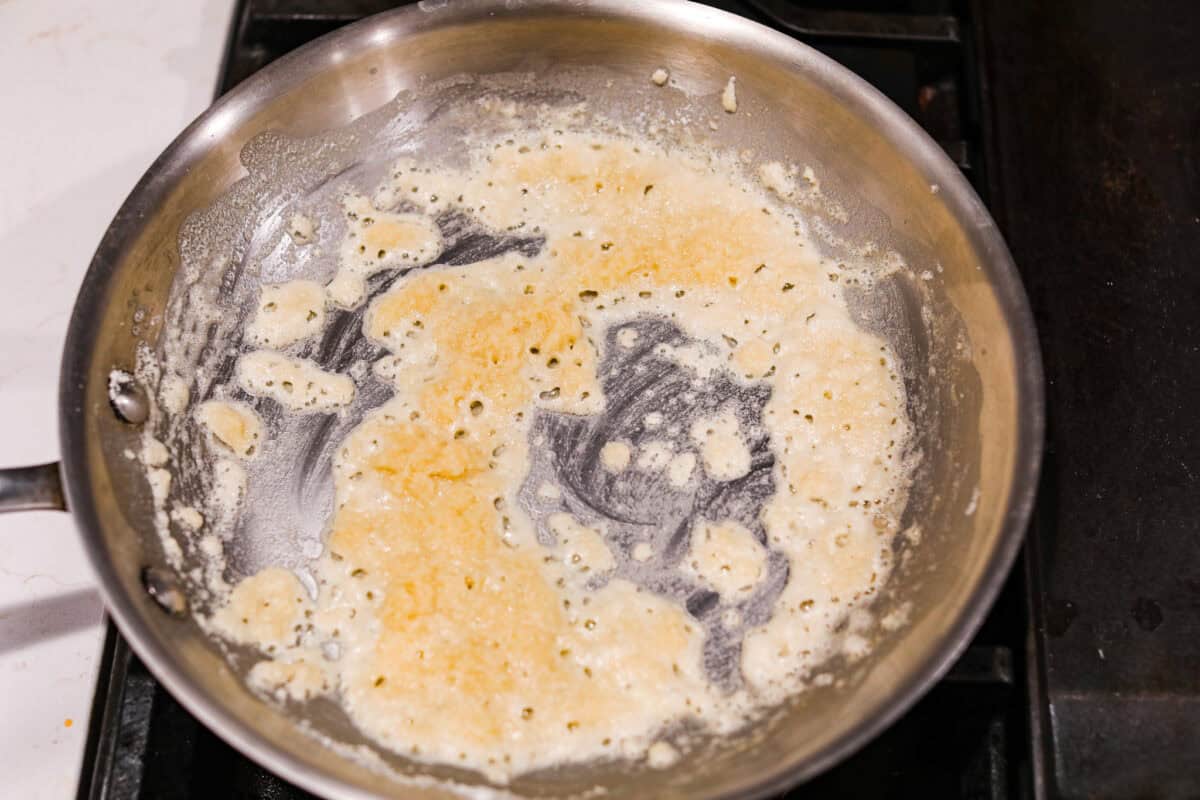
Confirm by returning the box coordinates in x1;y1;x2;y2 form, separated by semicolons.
65;4;1033;799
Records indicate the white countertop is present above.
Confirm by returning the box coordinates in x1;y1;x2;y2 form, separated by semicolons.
0;1;235;795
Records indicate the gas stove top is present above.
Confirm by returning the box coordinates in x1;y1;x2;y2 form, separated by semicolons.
77;2;1200;798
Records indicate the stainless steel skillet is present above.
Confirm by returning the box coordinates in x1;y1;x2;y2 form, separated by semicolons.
0;1;1042;797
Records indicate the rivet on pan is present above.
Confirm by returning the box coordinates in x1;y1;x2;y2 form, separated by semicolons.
142;566;188;617
107;369;150;424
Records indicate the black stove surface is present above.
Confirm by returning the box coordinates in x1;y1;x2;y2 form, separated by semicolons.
77;2;1200;798
975;2;1200;797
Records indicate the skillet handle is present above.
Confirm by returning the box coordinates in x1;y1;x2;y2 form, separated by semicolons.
0;462;67;512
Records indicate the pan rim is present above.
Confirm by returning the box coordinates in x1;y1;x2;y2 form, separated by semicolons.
58;1;1044;798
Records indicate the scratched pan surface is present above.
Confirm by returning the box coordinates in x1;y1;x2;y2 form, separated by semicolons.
58;2;1043;798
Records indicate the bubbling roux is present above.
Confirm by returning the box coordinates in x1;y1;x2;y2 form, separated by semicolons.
204;124;913;782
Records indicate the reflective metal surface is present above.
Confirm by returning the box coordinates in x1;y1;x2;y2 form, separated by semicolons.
52;1;1042;797
0;462;65;512
105;370;150;425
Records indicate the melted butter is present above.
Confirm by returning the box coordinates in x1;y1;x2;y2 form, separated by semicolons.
690;409;753;481
210;127;913;782
364;258;603;425
324;410;712;770
249;657;330;702
246;280;327;348
197;400;261;458
213;567;311;652
688;520;767;597
329;197;443;308
236;351;355;412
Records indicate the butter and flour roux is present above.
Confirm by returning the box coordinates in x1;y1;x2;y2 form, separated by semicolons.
198;114;913;782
